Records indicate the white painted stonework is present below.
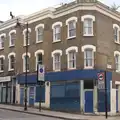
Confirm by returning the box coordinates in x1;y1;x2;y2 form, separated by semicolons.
110;81;116;114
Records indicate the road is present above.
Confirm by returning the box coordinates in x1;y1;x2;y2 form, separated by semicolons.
0;109;63;120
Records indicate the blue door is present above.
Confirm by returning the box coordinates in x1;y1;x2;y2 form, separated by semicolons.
116;89;118;112
85;90;93;113
29;87;35;106
20;88;24;105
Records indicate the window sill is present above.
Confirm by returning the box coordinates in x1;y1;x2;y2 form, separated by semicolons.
53;69;61;72
36;41;43;44
23;70;30;72
0;48;4;50
67;36;76;40
8;69;14;71
68;67;76;70
116;70;120;73
83;34;94;37
84;67;94;69
52;40;61;43
0;70;4;73
23;44;30;47
9;45;15;48
114;41;120;45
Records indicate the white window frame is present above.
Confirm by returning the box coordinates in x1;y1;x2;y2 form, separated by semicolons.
0;55;5;72
52;22;62;42
66;17;77;39
8;52;16;71
0;33;6;49
23;28;31;46
9;30;16;47
114;51;120;72
22;52;31;72
66;46;78;69
81;15;95;36
35;24;44;43
81;45;96;69
113;24;120;44
35;49;44;70
51;50;62;71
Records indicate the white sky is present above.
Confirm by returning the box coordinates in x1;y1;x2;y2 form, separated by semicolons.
0;0;119;21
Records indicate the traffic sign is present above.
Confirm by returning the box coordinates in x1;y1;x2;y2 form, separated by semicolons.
97;72;105;90
38;64;45;82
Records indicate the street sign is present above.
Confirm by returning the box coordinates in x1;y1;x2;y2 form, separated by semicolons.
97;72;105;90
38;65;45;82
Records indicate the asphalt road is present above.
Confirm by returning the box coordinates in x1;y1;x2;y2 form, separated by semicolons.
0;109;63;120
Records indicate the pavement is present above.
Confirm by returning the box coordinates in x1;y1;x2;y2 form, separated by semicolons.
0;104;120;120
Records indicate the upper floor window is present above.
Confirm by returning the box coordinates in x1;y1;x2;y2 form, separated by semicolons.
114;51;120;72
52;22;62;42
81;15;95;36
113;24;120;43
0;33;6;49
66;46;78;69
35;24;44;43
8;52;15;71
9;30;16;47
66;17;77;39
52;50;62;71
0;55;5;72
82;45;96;69
23;28;31;46
22;52;31;72
35;50;44;70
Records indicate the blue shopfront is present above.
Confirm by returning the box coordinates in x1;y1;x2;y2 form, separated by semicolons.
17;69;112;113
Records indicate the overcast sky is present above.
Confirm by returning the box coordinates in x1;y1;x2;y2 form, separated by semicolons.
0;0;119;21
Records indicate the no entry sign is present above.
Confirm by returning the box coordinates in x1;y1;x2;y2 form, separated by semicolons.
97;72;105;89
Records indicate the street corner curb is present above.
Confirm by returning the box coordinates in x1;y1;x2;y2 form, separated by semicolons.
0;107;85;120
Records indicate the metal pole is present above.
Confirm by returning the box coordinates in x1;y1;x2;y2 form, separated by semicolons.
105;71;108;119
24;22;28;111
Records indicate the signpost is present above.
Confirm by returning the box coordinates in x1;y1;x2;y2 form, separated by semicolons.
97;71;108;119
37;64;45;111
97;72;105;90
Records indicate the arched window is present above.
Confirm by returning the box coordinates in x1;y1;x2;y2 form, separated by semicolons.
66;46;78;69
9;30;16;47
51;50;62;71
8;52;15;71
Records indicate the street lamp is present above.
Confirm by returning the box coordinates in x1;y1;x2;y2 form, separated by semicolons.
16;18;29;111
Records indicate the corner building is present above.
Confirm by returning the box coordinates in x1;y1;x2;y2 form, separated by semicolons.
0;0;120;114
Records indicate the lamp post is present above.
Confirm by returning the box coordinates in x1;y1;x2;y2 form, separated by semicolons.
16;19;28;111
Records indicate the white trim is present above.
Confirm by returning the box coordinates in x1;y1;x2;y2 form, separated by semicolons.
113;24;120;30
51;50;62;57
22;52;31;72
9;30;16;36
0;55;5;59
0;55;5;72
66;46;78;54
9;30;16;47
81;45;96;52
35;24;44;43
115;81;120;85
114;51;120;56
23;28;31;34
23;28;31;46
8;52;15;71
52;22;62;29
22;52;31;59
81;15;95;22
52;51;61;71
66;17;78;25
0;33;6;37
67;51;77;70
35;50;44;56
35;24;44;31
8;52;16;58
